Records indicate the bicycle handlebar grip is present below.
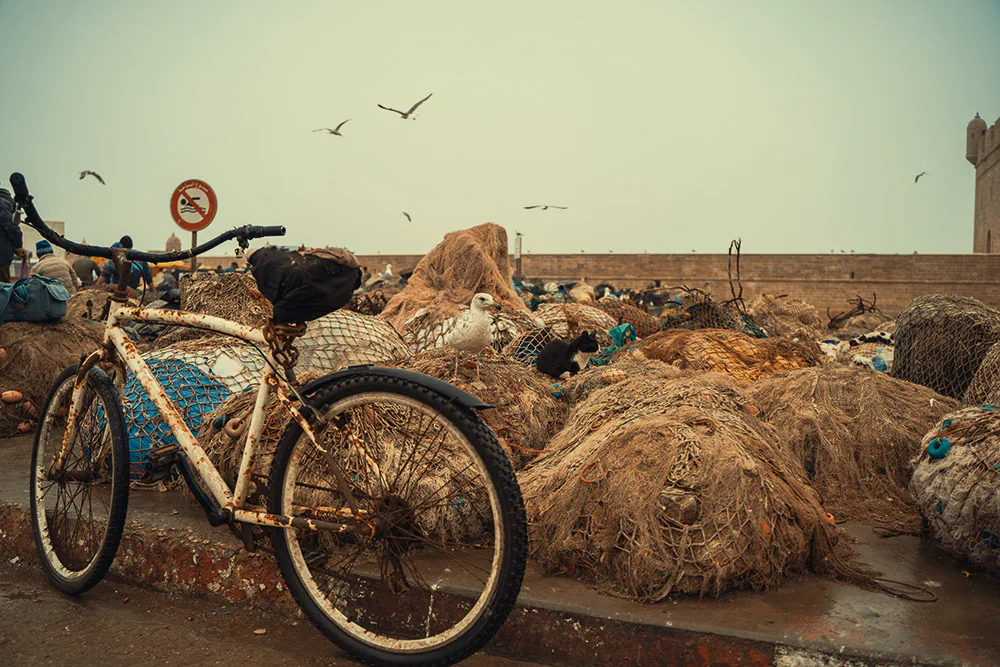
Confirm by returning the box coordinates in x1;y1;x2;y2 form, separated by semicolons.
258;225;286;237
8;173;29;203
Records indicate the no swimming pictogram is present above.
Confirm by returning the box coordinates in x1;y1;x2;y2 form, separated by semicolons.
170;179;218;232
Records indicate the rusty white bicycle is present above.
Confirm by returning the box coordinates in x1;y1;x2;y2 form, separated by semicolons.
10;172;527;667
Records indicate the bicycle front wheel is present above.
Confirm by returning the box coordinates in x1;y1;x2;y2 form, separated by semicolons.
268;374;527;667
29;364;129;595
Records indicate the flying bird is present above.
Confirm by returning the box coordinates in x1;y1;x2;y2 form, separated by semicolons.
524;205;567;211
312;119;351;136
915;171;928;183
378;93;433;119
402;211;412;222
79;170;105;184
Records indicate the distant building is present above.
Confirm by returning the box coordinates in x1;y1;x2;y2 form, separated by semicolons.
20;221;67;258
968;113;1000;253
166;233;181;253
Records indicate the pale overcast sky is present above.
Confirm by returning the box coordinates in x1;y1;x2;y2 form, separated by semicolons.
2;1;998;255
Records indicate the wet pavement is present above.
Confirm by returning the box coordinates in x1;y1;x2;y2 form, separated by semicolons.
0;561;541;666
3;434;1000;666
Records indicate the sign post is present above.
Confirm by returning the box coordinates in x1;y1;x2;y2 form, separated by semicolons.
170;179;217;272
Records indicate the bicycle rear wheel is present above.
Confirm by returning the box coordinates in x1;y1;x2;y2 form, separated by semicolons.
268;374;527;667
29;364;129;595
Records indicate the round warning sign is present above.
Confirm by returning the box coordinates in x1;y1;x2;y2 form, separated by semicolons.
170;179;217;232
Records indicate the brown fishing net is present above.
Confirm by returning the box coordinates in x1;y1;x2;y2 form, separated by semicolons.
891;294;1000;400
747;293;823;342
535;303;616;345
394;347;568;468
963;341;1000;407
521;374;860;601
568;280;596;305
345;289;389;317
295;311;410;373
180;271;273;328
595;297;660;338
558;357;691;403
614;329;818;383
501;328;558;368
910;407;1000;574
380;223;528;333
65;287;137;320
658;290;743;333
0;320;105;437
749;367;959;526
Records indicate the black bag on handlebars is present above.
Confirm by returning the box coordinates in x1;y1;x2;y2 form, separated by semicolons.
248;246;362;324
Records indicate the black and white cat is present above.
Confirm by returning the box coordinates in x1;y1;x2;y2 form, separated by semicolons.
536;331;601;380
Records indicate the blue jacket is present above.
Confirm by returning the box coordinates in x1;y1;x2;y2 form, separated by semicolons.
0;189;23;266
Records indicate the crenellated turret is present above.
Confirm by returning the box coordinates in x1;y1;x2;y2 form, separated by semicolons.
968;113;987;165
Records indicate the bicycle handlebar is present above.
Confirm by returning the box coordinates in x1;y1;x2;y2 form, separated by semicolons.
8;172;286;263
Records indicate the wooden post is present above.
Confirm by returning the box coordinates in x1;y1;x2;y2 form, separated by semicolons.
191;231;198;272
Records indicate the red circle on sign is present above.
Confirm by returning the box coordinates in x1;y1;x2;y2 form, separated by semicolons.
170;179;218;232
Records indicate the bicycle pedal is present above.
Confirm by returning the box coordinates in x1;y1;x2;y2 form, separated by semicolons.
139;444;181;484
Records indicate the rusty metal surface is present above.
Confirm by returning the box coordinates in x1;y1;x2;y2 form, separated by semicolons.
109;304;267;345
231;369;273;508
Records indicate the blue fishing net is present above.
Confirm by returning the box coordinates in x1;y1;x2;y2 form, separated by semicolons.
122;359;232;478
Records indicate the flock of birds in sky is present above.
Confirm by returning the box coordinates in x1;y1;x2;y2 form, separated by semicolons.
72;98;935;254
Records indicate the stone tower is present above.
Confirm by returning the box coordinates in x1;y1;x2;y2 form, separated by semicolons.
166;233;181;253
968;113;1000;253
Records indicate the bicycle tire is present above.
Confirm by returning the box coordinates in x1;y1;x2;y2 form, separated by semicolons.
29;363;129;595
268;373;527;667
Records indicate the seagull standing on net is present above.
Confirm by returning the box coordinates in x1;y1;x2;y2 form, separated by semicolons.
524;205;567;211
381;264;394;281
79;170;105;184
443;293;502;380
915;171;928;183
312;119;351;136
378;93;433;119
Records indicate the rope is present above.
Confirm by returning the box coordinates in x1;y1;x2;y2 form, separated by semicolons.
874;578;937;602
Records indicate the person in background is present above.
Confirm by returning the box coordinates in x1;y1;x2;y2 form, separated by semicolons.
31;240;80;294
72;254;100;286
0;186;27;282
361;265;371;284
226;261;239;273
215;264;223;274
96;237;154;294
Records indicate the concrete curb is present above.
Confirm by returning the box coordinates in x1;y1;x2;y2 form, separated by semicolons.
0;500;967;666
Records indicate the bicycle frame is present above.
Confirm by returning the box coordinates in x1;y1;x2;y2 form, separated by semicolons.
51;298;367;535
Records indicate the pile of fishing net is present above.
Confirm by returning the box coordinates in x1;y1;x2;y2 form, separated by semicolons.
834;332;895;373
614;329;818;383
910;406;1000;574
962;341;1000;407
558;357;690;403
379;223;533;349
658;290;748;334
294;311;410;373
535;303;616;346
891;294;1000;400
748;367;959;525
196;370;325;490
568;280;596;305
345;289;390;316
595;297;660;338
122;338;267;478
521;374;858;601
394;347;568;468
65;287;138;320
747;293;823;342
501;327;558;368
151;272;274;349
0;320;105;437
844;312;888;334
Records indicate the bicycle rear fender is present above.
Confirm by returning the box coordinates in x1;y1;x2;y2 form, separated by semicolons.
299;365;494;410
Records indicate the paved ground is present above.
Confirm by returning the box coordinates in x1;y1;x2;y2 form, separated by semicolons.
0;562;541;667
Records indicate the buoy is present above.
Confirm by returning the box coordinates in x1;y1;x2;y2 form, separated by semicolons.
927;437;951;460
17;421;33;433
224;418;247;439
0;348;7;366
825;512;836;525
744;403;760;416
942;419;953;428
1;390;23;404
761;519;771;537
22;401;37;417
